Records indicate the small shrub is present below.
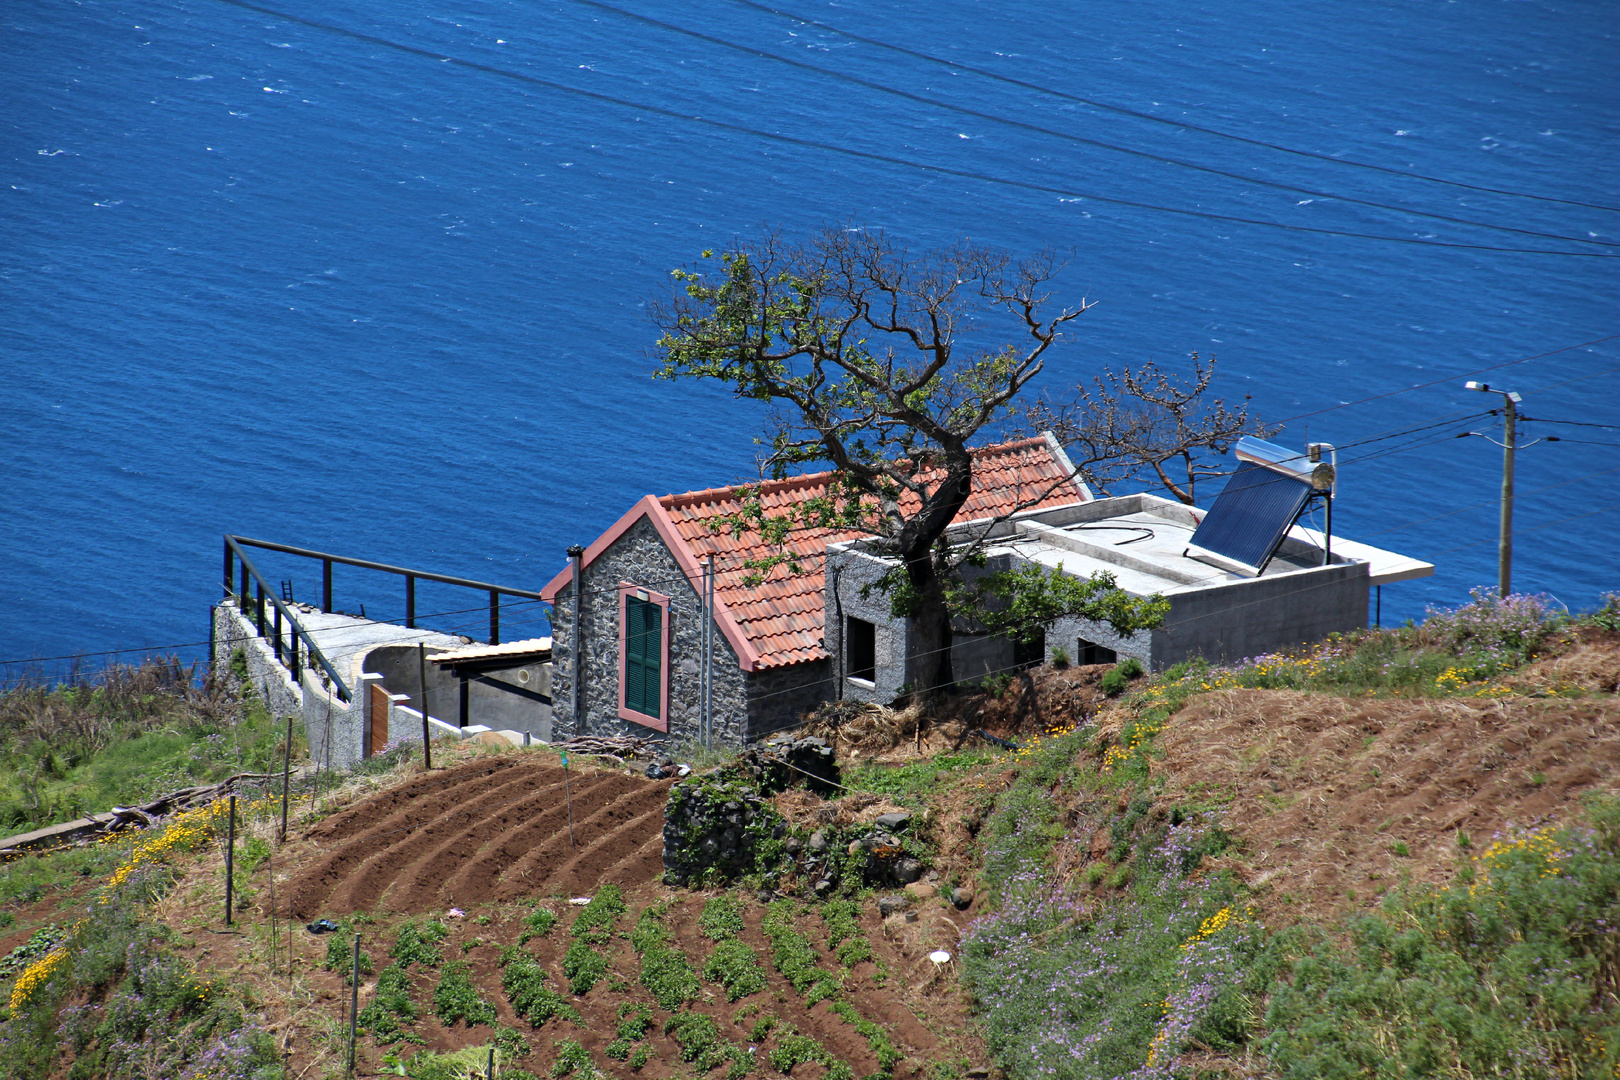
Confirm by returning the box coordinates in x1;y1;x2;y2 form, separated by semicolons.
1051;645;1071;668
561;939;608;996
392;919;449;968
499;947;581;1027
1100;658;1145;696
704;938;766;1002
433;960;497;1028
698;894;745;940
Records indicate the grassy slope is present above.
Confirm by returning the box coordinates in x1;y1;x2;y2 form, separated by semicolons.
0;656;294;831
2;592;1617;1080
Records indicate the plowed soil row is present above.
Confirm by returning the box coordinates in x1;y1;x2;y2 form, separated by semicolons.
300;890;949;1080
1155;688;1620;923
286;756;673;918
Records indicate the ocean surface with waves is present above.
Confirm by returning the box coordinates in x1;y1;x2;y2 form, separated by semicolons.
2;0;1617;672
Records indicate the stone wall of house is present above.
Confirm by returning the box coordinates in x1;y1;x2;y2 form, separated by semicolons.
746;658;833;739
550;518;750;747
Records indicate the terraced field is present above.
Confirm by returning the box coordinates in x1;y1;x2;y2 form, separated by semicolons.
286;756;673;918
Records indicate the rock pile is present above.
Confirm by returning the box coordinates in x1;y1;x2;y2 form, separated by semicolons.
661;773;786;888
733;734;841;795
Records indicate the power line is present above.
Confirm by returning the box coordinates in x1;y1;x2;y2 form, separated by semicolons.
1356;463;1620;540
205;0;1612;258
730;0;1620;215
1523;417;1620;430
1546;438;1620;449
570;0;1613;250
1273;334;1620;425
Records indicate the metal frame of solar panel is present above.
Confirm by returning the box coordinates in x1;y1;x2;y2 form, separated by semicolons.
1185;438;1316;576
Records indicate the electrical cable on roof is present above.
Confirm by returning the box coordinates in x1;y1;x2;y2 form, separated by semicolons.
572;0;1613;250
204;0;1614;257
728;0;1620;214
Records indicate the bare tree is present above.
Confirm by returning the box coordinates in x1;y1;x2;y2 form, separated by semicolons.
1027;354;1275;505
651;226;1149;696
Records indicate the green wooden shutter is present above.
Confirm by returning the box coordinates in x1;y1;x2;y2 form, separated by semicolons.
625;597;662;719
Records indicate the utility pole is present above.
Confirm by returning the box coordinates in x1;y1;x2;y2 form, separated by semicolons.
1465;381;1521;597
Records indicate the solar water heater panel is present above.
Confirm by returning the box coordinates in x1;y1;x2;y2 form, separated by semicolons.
1185;460;1313;575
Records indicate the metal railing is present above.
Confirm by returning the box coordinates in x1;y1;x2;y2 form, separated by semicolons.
221;535;549;704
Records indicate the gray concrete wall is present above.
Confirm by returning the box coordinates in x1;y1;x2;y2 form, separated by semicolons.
213;602;302;721
361;645;461;725
1153;561;1369;669
460;667;552;740
213;602;366;771
824;547;914;706
1045;617;1152;668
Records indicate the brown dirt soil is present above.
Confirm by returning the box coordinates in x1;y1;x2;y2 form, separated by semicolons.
1511;625;1620;694
1153;687;1620;925
284;754;673;918
156;744;990;1079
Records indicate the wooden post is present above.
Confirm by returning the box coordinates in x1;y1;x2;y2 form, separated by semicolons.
563;751;575;848
347;932;362;1077
418;644;433;771
280;714;293;842
224;794;236;926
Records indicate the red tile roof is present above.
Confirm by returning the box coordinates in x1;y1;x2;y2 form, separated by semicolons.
542;435;1087;671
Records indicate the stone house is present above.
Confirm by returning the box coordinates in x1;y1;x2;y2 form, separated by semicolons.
540;434;1091;746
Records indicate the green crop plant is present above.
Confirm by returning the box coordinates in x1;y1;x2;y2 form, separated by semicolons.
820;900;874;968
703;937;767;1002
357;964;418;1043
571;882;626;945
830;1000;904;1074
391;918;449;968
761;900;842;1004
632;905;700;1009
698;893;746;940
519;905;558;944
499;946;582;1027
322;919;374;983
433;960;497;1028
562;938;608;996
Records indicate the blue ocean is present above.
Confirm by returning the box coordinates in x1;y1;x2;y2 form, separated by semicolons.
3;0;1617;673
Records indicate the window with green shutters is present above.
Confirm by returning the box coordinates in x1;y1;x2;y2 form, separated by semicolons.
623;594;663;720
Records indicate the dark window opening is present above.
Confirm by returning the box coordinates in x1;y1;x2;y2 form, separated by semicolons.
1013;629;1046;671
624;595;663;719
1077;639;1117;666
847;617;876;682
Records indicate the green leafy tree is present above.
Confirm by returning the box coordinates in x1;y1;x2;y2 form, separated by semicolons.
653;225;1133;695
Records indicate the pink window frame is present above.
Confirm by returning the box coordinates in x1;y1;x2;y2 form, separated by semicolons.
617;581;671;732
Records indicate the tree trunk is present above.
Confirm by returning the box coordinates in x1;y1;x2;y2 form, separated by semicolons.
901;551;955;701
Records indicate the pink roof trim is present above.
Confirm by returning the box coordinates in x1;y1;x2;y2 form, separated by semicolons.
540;495;765;672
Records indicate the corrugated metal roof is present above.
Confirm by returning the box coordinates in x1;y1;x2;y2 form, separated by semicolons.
428;637;552;664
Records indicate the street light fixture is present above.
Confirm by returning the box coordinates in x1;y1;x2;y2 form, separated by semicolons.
1464;381;1523;597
